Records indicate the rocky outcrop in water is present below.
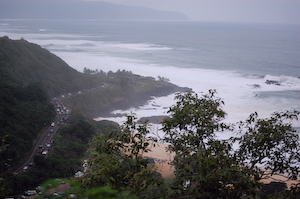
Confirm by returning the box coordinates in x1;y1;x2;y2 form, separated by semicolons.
265;80;281;86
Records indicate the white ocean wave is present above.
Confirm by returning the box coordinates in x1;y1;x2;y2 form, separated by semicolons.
109;42;172;51
1;21;299;128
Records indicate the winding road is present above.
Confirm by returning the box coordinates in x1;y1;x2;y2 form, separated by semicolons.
13;98;68;175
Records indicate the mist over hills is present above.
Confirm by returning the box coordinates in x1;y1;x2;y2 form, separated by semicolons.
0;0;189;21
0;36;187;177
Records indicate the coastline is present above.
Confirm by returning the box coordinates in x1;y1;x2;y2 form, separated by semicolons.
144;141;300;187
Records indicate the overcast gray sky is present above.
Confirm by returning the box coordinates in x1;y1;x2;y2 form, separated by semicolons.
94;0;300;24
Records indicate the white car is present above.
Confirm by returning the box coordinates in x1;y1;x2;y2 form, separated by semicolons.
23;165;28;171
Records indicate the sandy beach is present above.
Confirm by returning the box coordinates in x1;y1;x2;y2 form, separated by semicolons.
142;142;175;178
145;142;300;187
260;174;299;188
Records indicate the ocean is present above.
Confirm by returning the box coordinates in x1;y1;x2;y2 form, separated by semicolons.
1;19;299;131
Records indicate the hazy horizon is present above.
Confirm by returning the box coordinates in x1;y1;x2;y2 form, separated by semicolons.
95;0;300;24
0;0;300;24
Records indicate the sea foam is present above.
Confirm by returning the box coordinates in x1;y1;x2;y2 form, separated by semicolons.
1;27;299;128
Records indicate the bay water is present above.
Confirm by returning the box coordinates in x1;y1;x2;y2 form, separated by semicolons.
1;19;299;133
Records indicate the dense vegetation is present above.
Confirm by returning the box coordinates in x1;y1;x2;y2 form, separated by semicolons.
1;36;299;198
0;36;188;197
0;36;185;170
161;91;300;198
0;36;187;116
50;90;298;199
0;36;101;97
63;70;187;117
0;36;96;173
81;116;167;198
0;110;119;197
0;80;55;172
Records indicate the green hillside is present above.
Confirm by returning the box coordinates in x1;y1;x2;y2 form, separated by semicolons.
0;80;56;172
0;36;101;97
0;36;187;174
62;70;189;117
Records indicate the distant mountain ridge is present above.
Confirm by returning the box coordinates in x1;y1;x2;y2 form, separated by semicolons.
0;0;189;21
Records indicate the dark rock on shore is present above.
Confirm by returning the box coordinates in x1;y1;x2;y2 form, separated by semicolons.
138;115;169;124
265;80;281;86
248;84;261;89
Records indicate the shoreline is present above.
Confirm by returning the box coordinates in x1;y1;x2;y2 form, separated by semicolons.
144;141;300;188
142;141;175;178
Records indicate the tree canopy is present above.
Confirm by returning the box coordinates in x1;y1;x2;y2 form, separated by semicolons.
75;90;300;199
160;90;300;198
2;88;299;198
81;115;167;198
